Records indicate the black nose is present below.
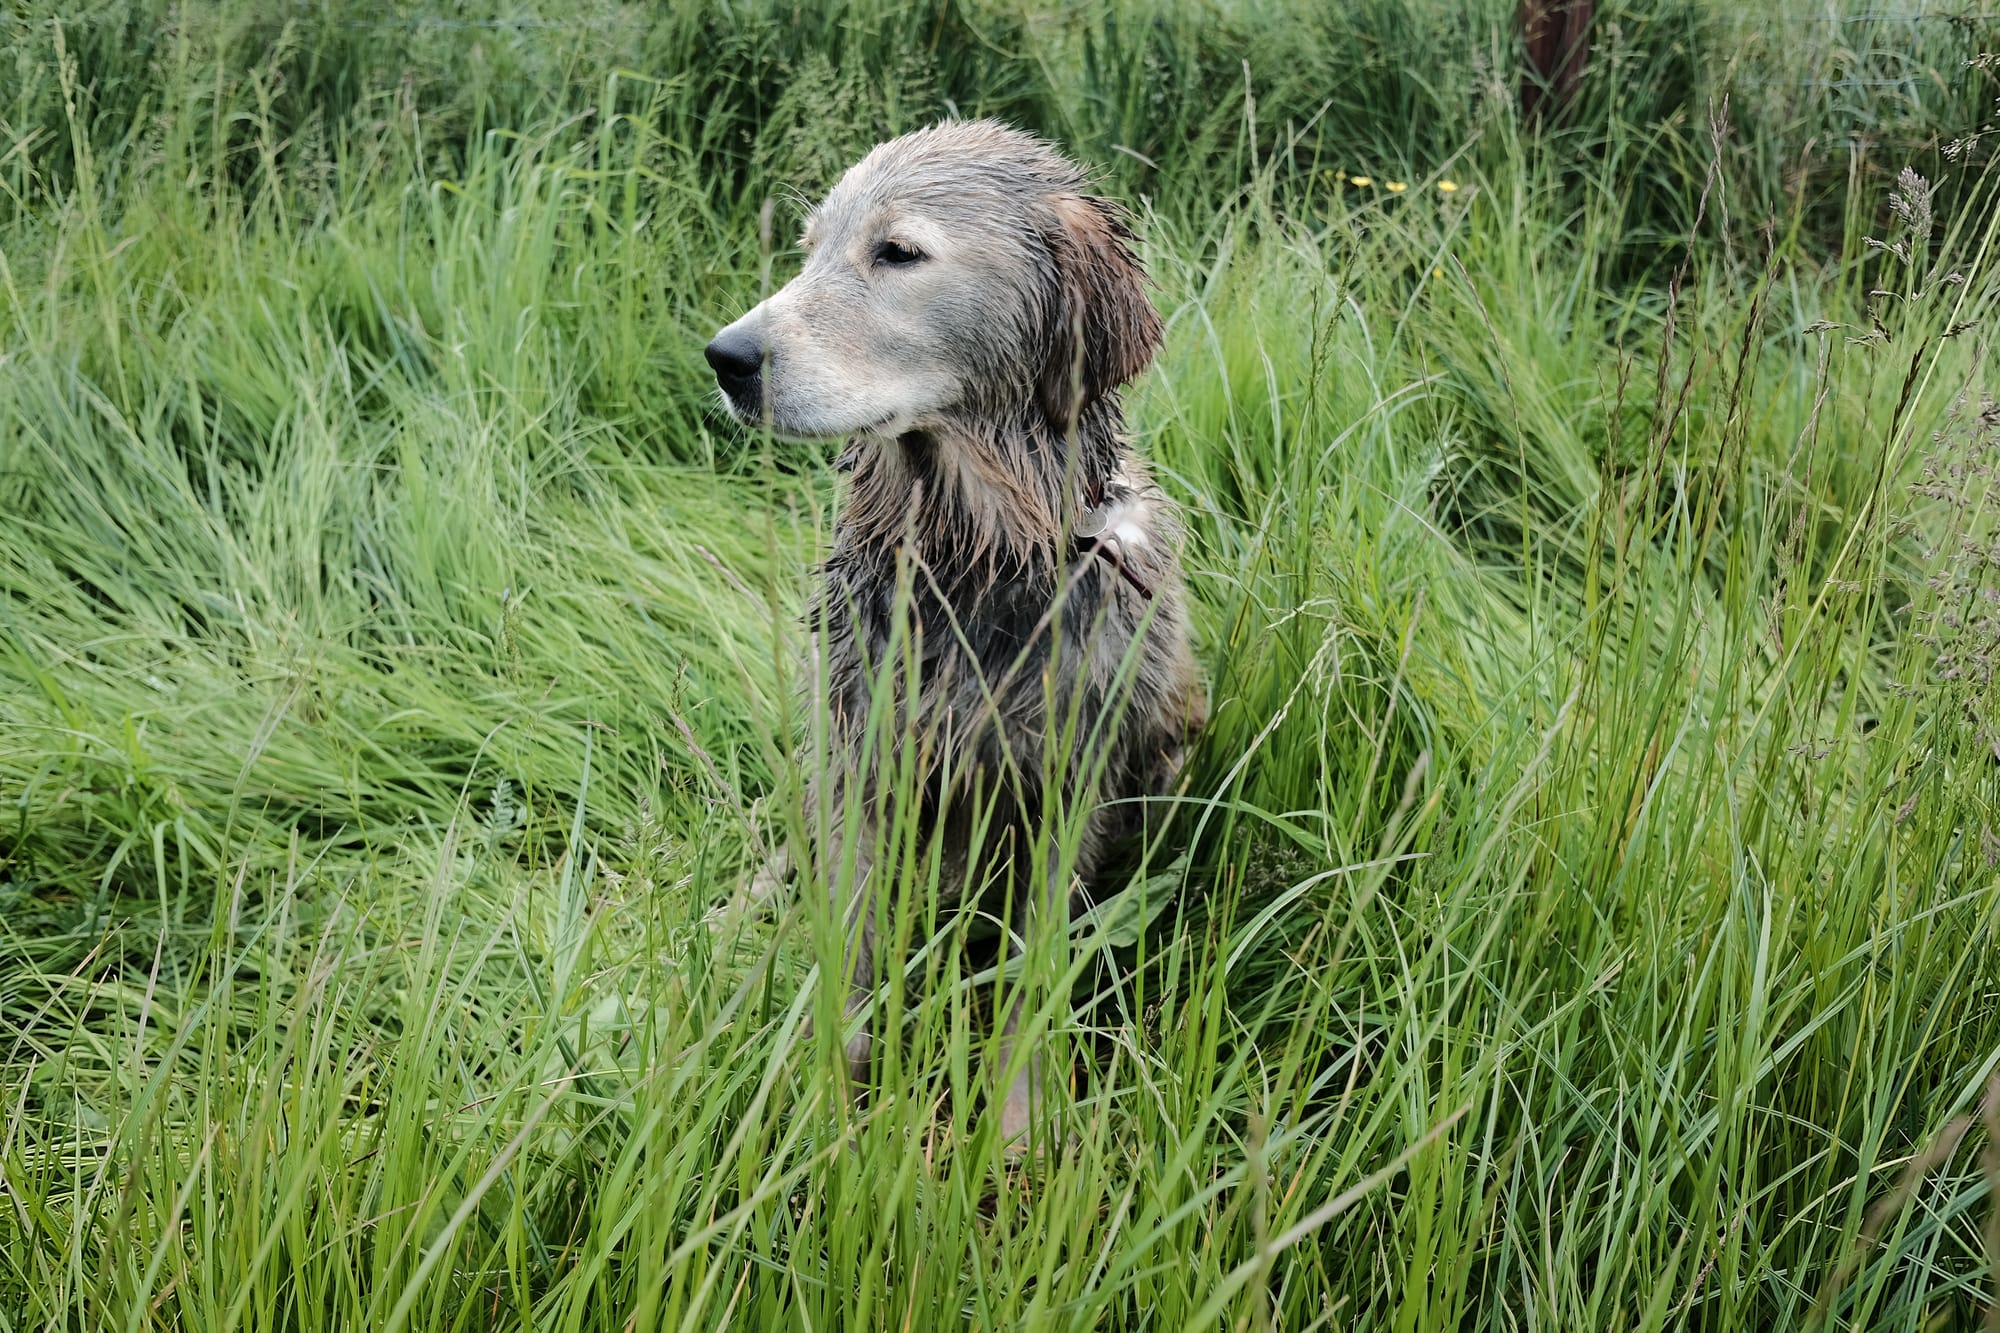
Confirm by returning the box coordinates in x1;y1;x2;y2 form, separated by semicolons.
704;329;764;389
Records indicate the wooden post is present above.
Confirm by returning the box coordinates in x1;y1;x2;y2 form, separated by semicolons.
1517;0;1595;122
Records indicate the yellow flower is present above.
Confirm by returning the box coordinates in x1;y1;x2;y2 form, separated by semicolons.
1432;267;1444;279
1386;181;1408;193
1349;175;1372;187
1438;179;1460;193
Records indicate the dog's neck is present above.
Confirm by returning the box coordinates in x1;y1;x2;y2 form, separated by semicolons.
834;397;1128;591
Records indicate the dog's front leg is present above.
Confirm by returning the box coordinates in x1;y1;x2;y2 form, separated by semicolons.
995;842;1070;1152
839;863;878;1090
799;826;877;1097
826;825;879;1094
995;944;1039;1150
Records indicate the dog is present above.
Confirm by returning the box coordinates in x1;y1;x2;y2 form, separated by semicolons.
705;120;1204;1144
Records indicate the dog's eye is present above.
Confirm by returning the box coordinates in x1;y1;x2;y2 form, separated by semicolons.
874;240;925;268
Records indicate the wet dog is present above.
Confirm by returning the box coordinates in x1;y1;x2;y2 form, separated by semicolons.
706;120;1203;1143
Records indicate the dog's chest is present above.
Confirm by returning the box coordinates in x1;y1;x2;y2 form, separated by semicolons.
823;550;1074;679
816;538;1145;774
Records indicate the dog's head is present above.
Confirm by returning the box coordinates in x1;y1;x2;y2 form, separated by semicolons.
705;120;1162;440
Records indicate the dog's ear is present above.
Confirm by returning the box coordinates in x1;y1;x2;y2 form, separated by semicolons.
1038;194;1163;431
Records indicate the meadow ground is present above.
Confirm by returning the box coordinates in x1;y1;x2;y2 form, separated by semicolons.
3;1;2000;1328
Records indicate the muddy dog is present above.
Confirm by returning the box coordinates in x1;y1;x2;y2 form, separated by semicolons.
705;120;1203;1144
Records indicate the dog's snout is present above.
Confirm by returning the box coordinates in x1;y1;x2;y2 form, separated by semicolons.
704;329;765;389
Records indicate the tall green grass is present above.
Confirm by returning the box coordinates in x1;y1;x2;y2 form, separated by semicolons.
3;1;1999;1328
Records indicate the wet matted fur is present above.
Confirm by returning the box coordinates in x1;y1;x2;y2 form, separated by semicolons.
705;120;1204;1143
